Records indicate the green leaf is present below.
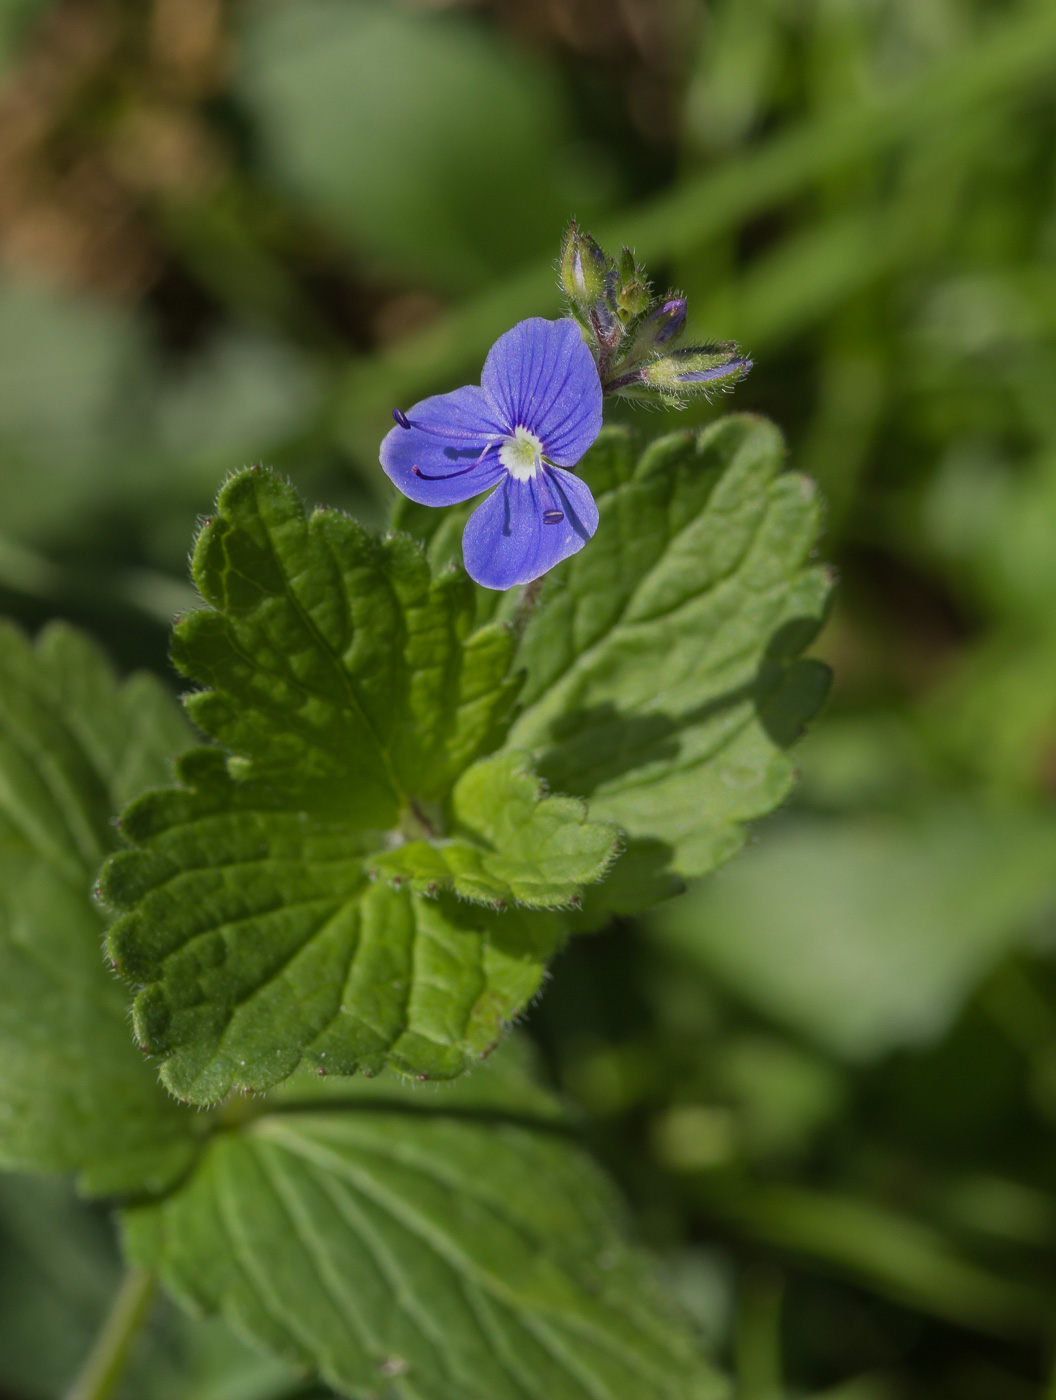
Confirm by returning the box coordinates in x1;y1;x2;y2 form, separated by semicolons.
123;1042;728;1400
371;752;618;908
104;468;621;1101
507;418;832;912
103;749;567;1103
0;621;198;1193
174;466;520;828
388;419;829;926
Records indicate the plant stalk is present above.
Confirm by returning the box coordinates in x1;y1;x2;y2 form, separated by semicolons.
511;576;545;642
63;1265;155;1400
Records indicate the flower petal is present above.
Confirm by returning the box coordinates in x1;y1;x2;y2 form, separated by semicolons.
481;318;602;467
462;467;599;591
380;385;506;506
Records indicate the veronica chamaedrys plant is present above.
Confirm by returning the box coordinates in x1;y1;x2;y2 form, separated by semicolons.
0;220;833;1400
381;317;603;589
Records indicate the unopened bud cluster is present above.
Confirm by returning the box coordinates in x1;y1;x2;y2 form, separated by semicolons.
559;221;751;407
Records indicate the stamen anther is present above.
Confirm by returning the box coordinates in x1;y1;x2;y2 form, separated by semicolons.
393;409;411;429
543;509;564;524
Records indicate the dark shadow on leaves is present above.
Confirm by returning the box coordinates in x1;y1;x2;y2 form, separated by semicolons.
566;835;682;933
532;615;831;799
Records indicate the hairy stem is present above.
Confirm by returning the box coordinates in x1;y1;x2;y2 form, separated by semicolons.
409;798;437;838
511;576;545;642
63;1265;155;1400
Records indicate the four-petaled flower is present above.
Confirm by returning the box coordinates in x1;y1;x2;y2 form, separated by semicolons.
380;317;603;590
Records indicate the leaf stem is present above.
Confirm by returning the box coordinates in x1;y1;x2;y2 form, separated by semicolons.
63;1265;155;1400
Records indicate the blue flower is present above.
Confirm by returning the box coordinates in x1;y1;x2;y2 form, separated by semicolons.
380;317;603;590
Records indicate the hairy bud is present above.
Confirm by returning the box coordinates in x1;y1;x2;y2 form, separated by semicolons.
628;297;687;358
559;221;610;311
638;344;752;399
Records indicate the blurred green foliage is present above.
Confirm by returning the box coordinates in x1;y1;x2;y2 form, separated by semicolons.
2;0;1056;1397
238;1;609;290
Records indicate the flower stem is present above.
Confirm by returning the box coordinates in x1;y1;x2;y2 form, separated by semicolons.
409;798;437;838
511;576;545;642
63;1265;155;1400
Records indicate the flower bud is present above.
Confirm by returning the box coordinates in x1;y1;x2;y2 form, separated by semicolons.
606;342;751;402
629;297;687;356
616;276;652;321
612;247;650;321
559;221;610;311
581;267;621;355
645;344;752;391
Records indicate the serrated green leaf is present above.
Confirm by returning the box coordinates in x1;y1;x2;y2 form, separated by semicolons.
123;1044;728;1400
371;752;618;908
507;417;832;910
389;420;830;923
0;621;198;1193
103;749;566;1103
175;467;520;827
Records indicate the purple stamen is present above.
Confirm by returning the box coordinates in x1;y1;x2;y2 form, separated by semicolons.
540;465;565;518
413;461;478;481
412;439;498;482
393;411;502;446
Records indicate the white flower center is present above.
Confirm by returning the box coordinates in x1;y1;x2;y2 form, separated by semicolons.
498;426;544;482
